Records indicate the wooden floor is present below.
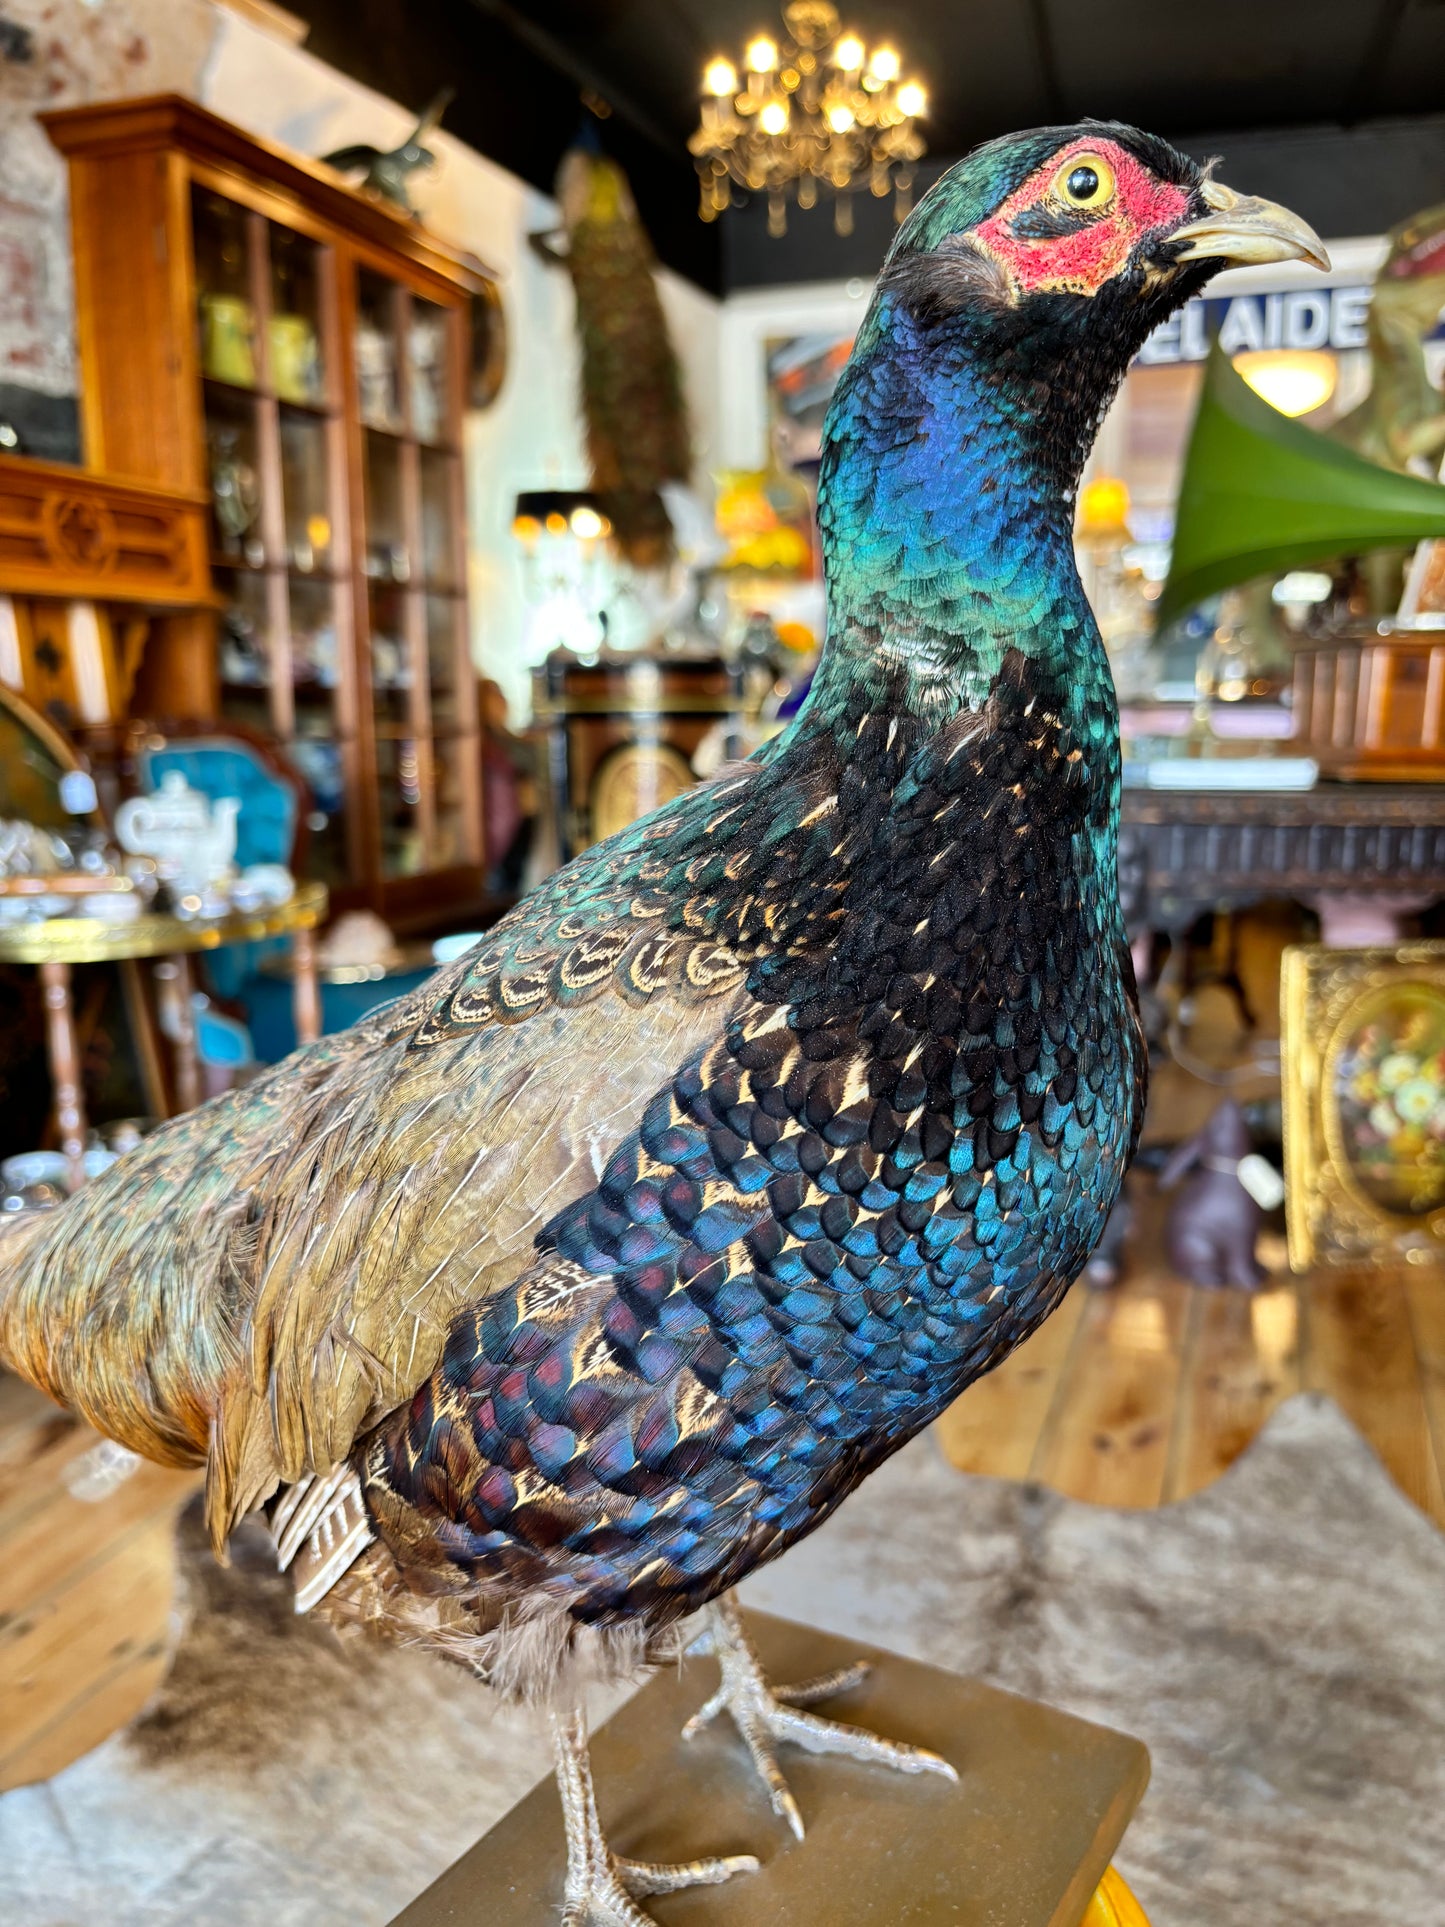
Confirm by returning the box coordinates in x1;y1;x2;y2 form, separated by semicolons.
937;1200;1445;1522
4;977;1445;1795
0;1372;198;1792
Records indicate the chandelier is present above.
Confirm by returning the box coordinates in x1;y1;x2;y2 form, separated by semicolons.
690;2;927;237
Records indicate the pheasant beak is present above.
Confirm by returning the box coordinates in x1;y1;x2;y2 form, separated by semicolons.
1168;179;1330;272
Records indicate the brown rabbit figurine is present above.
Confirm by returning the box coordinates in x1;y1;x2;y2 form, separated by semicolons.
1158;1099;1278;1291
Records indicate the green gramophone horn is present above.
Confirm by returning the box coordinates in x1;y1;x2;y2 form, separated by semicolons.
1156;341;1445;625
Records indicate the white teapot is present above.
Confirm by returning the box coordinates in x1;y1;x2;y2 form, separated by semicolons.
116;772;240;899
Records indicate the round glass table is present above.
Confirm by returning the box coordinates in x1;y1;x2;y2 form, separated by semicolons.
0;879;327;1187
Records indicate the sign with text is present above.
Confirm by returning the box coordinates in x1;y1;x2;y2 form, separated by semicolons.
1138;286;1379;365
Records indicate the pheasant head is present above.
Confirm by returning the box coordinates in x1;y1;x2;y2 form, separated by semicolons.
812;123;1327;717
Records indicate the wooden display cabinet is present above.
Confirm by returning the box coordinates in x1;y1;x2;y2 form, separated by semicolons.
44;95;494;926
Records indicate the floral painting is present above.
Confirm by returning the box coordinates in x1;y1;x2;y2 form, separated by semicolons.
1283;942;1445;1267
1329;982;1445;1217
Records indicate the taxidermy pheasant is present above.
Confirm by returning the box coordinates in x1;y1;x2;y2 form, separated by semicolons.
0;126;1324;1924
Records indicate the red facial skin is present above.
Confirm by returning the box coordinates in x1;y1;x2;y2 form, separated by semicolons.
975;137;1193;297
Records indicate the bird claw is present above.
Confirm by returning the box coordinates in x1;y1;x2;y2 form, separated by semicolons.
561;1851;761;1927
684;1596;958;1841
552;1704;758;1927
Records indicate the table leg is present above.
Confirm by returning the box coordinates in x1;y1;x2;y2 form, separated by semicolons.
155;955;200;1115
39;959;87;1191
291;926;322;1047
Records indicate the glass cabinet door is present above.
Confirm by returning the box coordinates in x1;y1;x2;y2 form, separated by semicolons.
195;188;273;738
375;733;426;878
356;269;403;433
194;189;258;391
353;273;478;888
193;191;355;889
407;297;453;445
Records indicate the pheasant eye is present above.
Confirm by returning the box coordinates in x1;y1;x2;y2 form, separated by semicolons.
1054;153;1115;210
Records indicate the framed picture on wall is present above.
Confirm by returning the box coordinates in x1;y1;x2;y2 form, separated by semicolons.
1282;940;1445;1268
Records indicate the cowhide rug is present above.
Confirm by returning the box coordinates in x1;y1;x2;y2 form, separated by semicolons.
0;1394;1440;1926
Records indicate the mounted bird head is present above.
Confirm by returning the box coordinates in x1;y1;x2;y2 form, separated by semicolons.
813;123;1327;714
847;121;1326;490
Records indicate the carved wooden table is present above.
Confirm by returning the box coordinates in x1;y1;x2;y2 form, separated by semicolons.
1119;782;1445;942
0;878;326;1187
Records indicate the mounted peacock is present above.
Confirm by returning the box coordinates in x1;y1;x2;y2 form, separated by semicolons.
534;135;691;568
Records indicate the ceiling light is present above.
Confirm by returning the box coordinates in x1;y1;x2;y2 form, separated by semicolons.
691;3;927;236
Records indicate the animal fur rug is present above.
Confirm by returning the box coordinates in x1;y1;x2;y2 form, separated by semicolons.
0;1394;1440;1925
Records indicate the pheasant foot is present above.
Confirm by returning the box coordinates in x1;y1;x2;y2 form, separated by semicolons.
683;1592;957;1840
551;1705;759;1927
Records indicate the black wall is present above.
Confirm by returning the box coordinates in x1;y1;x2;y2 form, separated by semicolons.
278;3;1445;296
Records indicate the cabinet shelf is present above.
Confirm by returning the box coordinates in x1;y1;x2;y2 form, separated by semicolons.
360;418;460;458
211;554;345;584
203;375;337;424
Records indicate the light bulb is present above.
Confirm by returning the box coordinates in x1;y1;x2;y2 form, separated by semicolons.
826;101;856;132
1234;349;1337;418
869;45;900;81
833;32;865;69
896;80;926;117
703;56;738;97
746;36;777;73
759;98;789;135
570;505;605;540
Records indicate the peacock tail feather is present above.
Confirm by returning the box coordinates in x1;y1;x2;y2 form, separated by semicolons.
556;146;691;566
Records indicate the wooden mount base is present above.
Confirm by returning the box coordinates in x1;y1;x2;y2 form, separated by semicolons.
390;1610;1150;1927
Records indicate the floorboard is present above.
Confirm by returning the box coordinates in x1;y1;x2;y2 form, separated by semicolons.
1302;1265;1445;1523
1161;1280;1303;1504
1029;1270;1192;1508
0;1376;199;1794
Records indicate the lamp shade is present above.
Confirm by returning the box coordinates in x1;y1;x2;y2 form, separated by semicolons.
1157;343;1445;625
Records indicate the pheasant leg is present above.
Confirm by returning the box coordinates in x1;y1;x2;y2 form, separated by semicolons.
550;1705;759;1927
683;1593;957;1840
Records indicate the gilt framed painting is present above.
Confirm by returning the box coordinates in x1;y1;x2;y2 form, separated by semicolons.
1282;941;1445;1268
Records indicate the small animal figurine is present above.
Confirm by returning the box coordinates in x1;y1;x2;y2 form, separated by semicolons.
1158;1099;1283;1291
321;88;454;215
